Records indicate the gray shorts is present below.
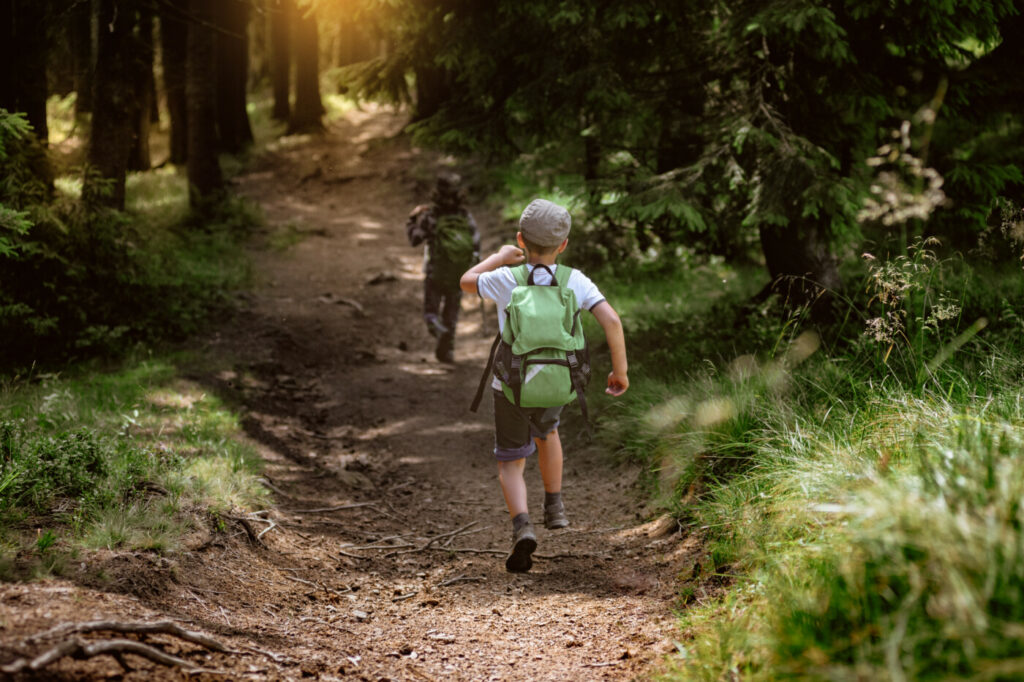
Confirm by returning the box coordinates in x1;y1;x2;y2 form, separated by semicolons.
493;390;562;461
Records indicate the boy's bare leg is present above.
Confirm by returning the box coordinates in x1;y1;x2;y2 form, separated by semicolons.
497;458;528;518
537;429;569;528
498;457;536;573
536;429;562;493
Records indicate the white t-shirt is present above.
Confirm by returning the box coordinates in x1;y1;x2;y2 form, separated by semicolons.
477;264;605;390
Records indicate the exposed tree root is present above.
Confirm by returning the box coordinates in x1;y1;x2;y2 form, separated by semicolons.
0;620;241;675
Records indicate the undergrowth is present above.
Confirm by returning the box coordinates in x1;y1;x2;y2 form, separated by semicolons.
590;253;1024;680
0;355;267;580
1;106;257;372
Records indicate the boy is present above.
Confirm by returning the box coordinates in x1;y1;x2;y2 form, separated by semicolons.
460;198;628;573
407;172;480;362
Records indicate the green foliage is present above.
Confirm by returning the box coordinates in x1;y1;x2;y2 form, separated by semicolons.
351;1;1023;278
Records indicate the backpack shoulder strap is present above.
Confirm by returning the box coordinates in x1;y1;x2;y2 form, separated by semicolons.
470;332;502;413
554;265;573;289
512;264;529;286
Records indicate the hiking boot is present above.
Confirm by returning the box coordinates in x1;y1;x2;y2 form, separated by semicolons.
544;500;570;529
435;333;454;363
425;314;449;339
505;522;537;573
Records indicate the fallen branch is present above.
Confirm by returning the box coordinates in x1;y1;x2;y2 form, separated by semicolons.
583;660;622;668
289;501;379;514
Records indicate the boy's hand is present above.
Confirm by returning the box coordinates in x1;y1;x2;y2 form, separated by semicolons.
497;244;525;266
606;371;629;397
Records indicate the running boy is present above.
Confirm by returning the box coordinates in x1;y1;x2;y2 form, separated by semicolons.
460;199;628;572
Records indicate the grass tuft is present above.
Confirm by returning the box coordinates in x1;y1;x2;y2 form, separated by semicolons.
0;355;266;579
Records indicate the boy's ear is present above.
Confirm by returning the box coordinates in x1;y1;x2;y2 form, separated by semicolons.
516;232;526;248
556;238;568;254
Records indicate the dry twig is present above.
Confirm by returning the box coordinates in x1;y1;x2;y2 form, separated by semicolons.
391;591;418;602
283;574;318;588
259;476;293;498
289;500;380;514
437;574;486;587
387;521;480;556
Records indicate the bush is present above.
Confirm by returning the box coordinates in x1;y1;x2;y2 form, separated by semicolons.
0;419;134;513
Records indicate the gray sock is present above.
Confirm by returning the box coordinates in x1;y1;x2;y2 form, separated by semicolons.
544;491;562;509
512;513;531;533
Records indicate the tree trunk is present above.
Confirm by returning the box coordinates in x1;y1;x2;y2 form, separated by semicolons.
215;0;254;153
0;1;50;147
0;2;15;119
287;4;324;133
186;0;224;209
248;0;270;89
70;0;94;115
758;219;842;319
83;0;135;210
412;63;450;122
128;7;154;172
268;0;292;121
159;0;188;165
335;9;373;68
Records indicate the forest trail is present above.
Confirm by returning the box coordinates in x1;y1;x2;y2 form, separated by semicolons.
1;107;693;680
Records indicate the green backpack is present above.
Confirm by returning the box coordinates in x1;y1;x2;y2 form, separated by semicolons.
430;212;477;286
471;264;592;432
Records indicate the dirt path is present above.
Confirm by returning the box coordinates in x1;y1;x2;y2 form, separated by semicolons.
0;107;692;681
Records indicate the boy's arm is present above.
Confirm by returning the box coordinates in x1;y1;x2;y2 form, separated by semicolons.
590;301;629;396
406;205;432;246
467;212;482;259
460;245;526;295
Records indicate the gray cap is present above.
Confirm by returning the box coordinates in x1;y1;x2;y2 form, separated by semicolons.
519;199;571;247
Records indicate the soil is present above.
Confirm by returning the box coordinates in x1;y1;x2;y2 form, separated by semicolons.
0;106;699;681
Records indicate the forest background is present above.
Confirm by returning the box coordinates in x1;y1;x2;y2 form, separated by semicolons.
2;0;1024;679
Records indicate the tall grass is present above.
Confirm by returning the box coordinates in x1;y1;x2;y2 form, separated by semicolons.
590;256;1024;680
